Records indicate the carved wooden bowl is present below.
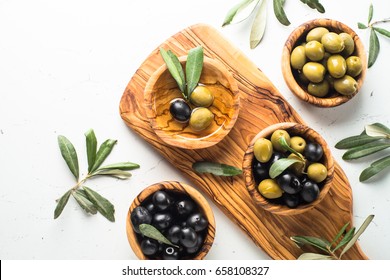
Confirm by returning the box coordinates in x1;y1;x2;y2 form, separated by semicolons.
243;122;334;215
144;56;240;149
282;18;367;107
126;181;216;260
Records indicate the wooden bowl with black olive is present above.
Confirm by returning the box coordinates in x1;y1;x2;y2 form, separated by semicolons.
126;181;216;260
242;122;334;215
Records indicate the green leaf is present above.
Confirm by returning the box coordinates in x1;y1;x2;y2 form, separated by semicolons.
330;222;350;246
273;0;290;26
186;46;204;96
250;0;268;49
97;162;140;171
368;28;380;68
340;215;374;258
359;155;390;182
279;136;304;159
222;0;259;26
290;236;330;253
368;3;373;24
83;186;115;222
358;22;368;29
72;190;98;215
297;253;334;260
85;129;97;173
300;0;325;13
192;161;242;176
365;123;390;137
159;48;186;95
342;142;390;160
332;227;355;252
57;135;79;180
91;169;132;180
269;158;303;179
90;139;117;173
54;190;72;219
373;27;390;38
139;224;178;247
335;134;382;149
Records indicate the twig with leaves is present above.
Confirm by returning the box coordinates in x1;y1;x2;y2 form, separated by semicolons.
358;3;390;67
54;129;140;221
335;123;390;182
222;0;325;49
291;215;374;260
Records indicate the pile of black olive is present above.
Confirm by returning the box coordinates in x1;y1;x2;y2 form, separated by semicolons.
130;190;209;260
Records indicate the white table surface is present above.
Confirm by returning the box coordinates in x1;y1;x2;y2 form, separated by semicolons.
1;0;389;260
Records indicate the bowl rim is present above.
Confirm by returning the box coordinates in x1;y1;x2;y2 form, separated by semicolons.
282;18;367;107
143;55;240;149
242;122;335;215
126;181;216;260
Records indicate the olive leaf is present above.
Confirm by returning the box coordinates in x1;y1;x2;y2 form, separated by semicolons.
279;136;304;160
83;186;115;222
139;224;178;248
368;3;374;24
332;227;355;252
192;161;242;176
300;0;325;13
342;142;390;160
359;155;390;182
90;169;132;180
273;0;290;26
365;123;390;138
335;134;382;149
222;0;260;26
330;222;350;247
54;190;72;219
269;158;302;178
159;48;186;95
186;46;204;97
368;23;380;68
250;0;268;49
85;129;97;173
90;139;117;173
96;162;140;171
72;190;98;215
290;236;330;253
58;135;79;180
358;22;368;29
297;253;334;260
373;27;390;38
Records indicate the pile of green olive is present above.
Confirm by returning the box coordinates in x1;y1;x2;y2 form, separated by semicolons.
169;85;215;131
290;27;363;97
252;129;328;208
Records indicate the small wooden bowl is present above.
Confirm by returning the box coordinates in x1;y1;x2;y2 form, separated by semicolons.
243;122;334;215
144;55;240;149
126;181;216;260
282;19;367;107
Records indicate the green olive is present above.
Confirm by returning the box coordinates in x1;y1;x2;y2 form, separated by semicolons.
291;46;307;70
302;62;326;83
190;86;214;107
258;179;283;199
346;56;363;77
189;107;214;131
305;41;325;61
321;32;345;54
290;136;306;153
339;33;355;57
307;80;330;98
327;55;347;78
270;129;291;152
334;75;358;96
254;138;273;163
306;27;329;42
307;163;328;183
288;153;305;175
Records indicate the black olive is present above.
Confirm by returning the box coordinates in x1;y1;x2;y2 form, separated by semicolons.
180;227;198;248
144;202;156;214
304;142;324;162
152;212;173;230
186;213;208;232
186;234;204;255
283;193;301;208
277;172;302;194
130;206;152;233
152;191;172;211
140;238;159;256
169;99;191;122
252;160;269;184
268;151;286;166
176;199;195;217
300;180;320;203
166;225;181;244
162;246;180;260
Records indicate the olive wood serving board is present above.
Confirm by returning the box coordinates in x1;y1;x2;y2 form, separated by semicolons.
119;24;367;260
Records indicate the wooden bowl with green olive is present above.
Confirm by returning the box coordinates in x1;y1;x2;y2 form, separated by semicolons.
282;19;367;107
243;122;334;215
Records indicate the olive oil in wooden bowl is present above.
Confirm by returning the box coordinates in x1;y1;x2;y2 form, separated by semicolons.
243;122;334;215
144;56;240;149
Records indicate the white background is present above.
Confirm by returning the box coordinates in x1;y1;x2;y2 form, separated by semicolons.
0;0;389;260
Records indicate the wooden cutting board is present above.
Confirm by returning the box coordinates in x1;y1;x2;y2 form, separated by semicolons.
119;23;367;260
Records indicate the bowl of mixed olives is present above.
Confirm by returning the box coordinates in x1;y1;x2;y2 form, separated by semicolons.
243;122;334;215
126;181;216;260
282;19;367;107
144;55;240;149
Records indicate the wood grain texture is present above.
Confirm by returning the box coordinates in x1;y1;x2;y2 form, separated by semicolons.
282;18;367;107
126;181;216;260
120;23;368;260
